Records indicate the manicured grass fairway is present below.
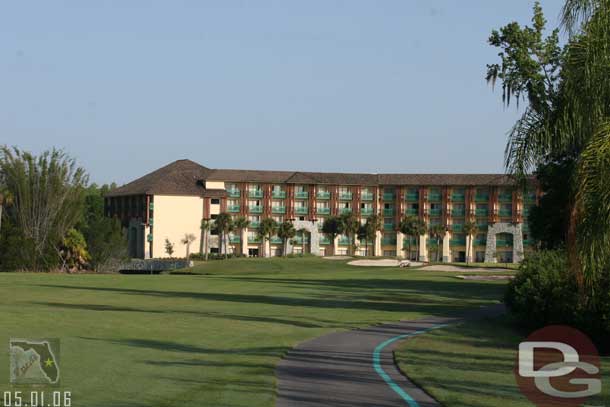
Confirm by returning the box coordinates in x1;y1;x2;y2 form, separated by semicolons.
395;316;610;407
0;257;507;407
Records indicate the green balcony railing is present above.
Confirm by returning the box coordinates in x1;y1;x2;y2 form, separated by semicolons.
499;210;513;217
248;236;261;243
270;237;283;244
295;191;309;199
405;193;419;201
227;205;240;213
361;208;374;216
429;208;441;216
474;239;487;246
452;224;464;232
319;236;331;245
248;190;263;198
316;191;331;200
405;208;418;216
339;193;353;200
295;207;309;215
294;235;310;244
475;209;488;216
382;237;397;245
229;236;241;243
361;193;374;201
451;193;465;201
383;223;395;231
499;193;513;202
496;241;513;248
249;206;263;214
450;238;466;246
338;237;351;246
476;223;489;231
475;194;489;202
383;208;394;216
316;207;330;215
523;239;533;246
249;221;260;229
227;189;241;198
272;191;286;199
525;192;537;202
383;192;395;201
428;193;442;202
340;207;352;215
452;209;465;217
272;206;286;214
403;237;417;246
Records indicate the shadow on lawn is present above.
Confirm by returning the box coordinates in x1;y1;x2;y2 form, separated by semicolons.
34;277;504;318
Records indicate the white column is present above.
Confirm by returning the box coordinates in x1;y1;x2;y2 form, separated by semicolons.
374;230;382;257
465;235;473;263
442;231;451;262
241;227;249;256
264;240;271;258
396;232;404;258
333;235;339;256
419;234;428;262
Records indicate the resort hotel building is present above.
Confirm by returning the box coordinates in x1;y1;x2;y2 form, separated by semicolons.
105;159;539;263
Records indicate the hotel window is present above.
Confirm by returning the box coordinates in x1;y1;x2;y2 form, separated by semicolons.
226;183;238;191
295;185;307;193
338;187;350;194
272;200;283;207
272;185;283;192
248;200;261;206
248;215;260;223
317;202;329;209
360;203;372;209
384;187;395;193
211;198;220;205
317;186;328;193
296;201;307;208
430;203;441;210
249;184;262;192
228;199;239;206
272;216;284;223
384;203;393;209
342;202;351;208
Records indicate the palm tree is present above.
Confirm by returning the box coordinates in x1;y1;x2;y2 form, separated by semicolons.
258;218;278;257
233;216;250;255
413;219;428;261
429;224;446;262
488;0;610;292
339;212;360;255
322;215;342;256
214;212;233;259
181;233;196;259
463;221;478;265
200;219;212;261
277;221;296;256
399;215;425;260
364;214;382;256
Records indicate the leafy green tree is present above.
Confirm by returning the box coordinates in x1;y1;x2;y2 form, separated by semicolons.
233;216;250;254
322;215;342;256
258;218;278;257
164;238;175;257
339;212;360;255
181;233;196;259
0;147;87;271
463;221;478;264
200;219;212;261
214;213;234;259
59;229;90;271
277;221;296;256
399;215;425;260
429;224;446;262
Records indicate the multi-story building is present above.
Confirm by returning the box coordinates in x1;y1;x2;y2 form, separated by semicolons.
105;159;539;263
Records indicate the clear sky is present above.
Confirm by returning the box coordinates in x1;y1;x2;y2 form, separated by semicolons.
1;1;564;184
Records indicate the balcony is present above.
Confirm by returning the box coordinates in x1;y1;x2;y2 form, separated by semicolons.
524;239;533;246
452;224;463;232
452;209;465;217
229;236;241;243
340;207;352;215
499;210;513;217
227;205;240;213
475;209;488;217
383;223;395;231
428;193;442;202
429;208;441;216
450;238;466;246
499;193;513;202
249;206;263;214
338;237;351;246
319;236;331;245
383;208;395;216
382;237;397;245
248;190;263;198
316;191;331;200
272;191;286;199
475;194;489;203
361;207;374;216
227;189;241;198
339;192;353;200
476;223;489;231
403;237;417;245
405;193;419;201
295;207;309;215
248;236;261;243
249;221;260;229
294;235;310;244
270;236;283;244
405;208;418;216
451;193;465;201
295;191;309;199
383;192;395;201
474;239;487;246
361;193;374;201
272;206;286;214
316;207;330;215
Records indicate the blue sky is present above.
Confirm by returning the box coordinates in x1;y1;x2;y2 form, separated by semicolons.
1;1;563;184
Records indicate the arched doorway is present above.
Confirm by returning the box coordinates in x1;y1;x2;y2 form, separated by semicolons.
484;222;524;263
289;220;322;256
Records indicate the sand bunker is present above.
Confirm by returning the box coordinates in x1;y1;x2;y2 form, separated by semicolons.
348;259;423;267
418;265;512;272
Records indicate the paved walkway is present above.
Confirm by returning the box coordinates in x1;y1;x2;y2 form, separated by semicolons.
276;304;505;407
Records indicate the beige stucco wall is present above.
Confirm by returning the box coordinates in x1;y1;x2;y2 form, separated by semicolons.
152;195;203;258
205;181;225;190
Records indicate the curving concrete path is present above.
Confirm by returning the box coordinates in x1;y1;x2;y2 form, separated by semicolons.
276;304;505;407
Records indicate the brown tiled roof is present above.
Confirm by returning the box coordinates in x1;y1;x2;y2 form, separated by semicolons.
106;159;212;197
201;189;227;198
107;159;521;197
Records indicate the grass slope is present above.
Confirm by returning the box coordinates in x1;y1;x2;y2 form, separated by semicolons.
395;316;610;407
0;257;506;407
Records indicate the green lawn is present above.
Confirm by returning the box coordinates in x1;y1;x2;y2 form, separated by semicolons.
0;257;507;407
395;316;610;407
